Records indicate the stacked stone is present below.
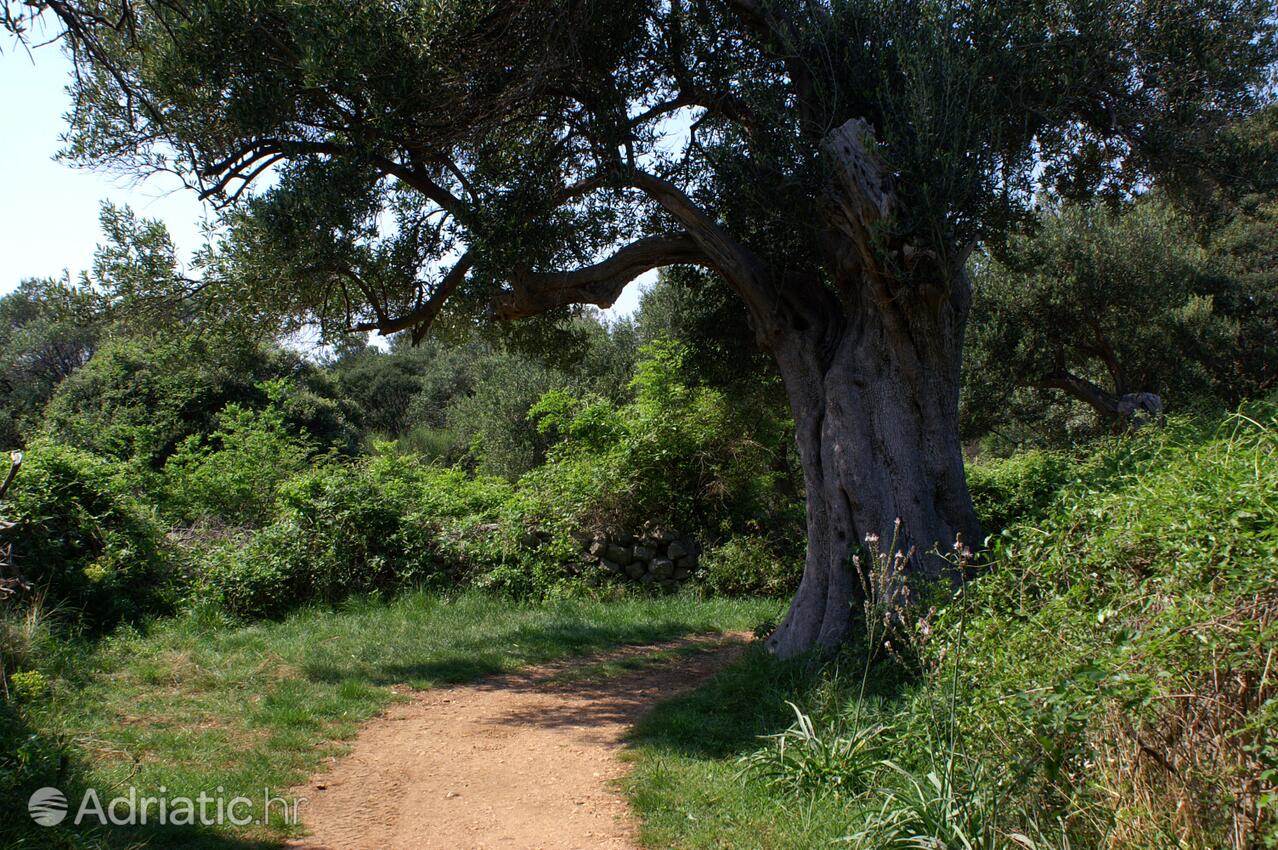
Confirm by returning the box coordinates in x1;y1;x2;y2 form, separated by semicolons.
583;523;701;587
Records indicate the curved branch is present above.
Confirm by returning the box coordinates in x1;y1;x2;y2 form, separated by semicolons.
1041;369;1121;418
491;234;708;320
627;170;778;323
348;252;473;341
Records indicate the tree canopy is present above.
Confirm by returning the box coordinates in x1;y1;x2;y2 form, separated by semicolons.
963;201;1231;433
7;0;1272;341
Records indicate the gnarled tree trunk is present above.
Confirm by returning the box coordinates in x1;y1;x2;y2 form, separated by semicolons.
764;268;980;657
763;119;981;657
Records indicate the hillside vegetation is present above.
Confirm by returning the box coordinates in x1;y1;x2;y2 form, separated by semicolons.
629;405;1277;849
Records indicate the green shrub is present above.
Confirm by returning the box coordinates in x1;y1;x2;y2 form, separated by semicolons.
919;407;1278;847
161;380;315;526
203;454;530;618
205;462;413;618
42;333;356;467
522;339;798;538
698;535;802;598
5;442;176;630
964;448;1071;537
741;701;887;795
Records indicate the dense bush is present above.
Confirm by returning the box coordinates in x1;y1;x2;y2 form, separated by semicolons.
697;535;803;598
521;339;799;539
5;442;177;631
0;277;103;450
962;199;1260;442
42;333;356;466
964;448;1072;536
161;380;315;527
206;462;416;618
446;351;567;479
203;455;524;618
934;408;1278;847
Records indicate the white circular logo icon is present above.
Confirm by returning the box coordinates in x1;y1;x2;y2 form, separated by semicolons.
29;786;68;826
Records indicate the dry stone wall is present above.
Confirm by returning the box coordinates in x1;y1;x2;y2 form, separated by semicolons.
576;522;701;588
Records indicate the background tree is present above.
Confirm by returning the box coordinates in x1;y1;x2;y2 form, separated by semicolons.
10;0;1274;654
0;277;103;448
1195;105;1278;402
962;201;1238;436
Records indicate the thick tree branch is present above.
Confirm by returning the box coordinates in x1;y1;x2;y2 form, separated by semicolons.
822;118;896;283
1083;320;1126;395
627;169;778;326
1042;366;1165;428
491;234;708;320
0;452;21;502
1041;369;1122;419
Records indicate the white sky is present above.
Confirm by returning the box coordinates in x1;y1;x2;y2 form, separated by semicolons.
0;41;645;316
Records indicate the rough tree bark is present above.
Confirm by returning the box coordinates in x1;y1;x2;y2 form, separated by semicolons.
762;267;980;656
763;119;982;657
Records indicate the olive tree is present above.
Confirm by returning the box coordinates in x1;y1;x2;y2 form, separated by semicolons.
9;0;1273;654
963;201;1236;433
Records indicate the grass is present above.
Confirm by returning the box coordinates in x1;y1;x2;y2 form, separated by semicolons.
11;591;779;849
624;645;861;848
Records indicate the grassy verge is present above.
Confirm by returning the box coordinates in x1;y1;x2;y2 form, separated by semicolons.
10;591;779;849
625;645;859;849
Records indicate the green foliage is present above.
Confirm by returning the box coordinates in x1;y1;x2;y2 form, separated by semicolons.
0;604;107;850
963;200;1238;439
161;380;315;526
5;442;176;631
203;454;520;618
446;350;565;479
23;0;1271;346
848;759;1025;850
0;277;103;450
698;536;803;599
964;449;1072;537
636;268;779;407
331;338;439;437
42;333;356;467
523;339;797;538
741;701;887;796
927;407;1278;847
1207;197;1278;401
206;462;413;619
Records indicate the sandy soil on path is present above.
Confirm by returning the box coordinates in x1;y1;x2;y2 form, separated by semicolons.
284;632;748;850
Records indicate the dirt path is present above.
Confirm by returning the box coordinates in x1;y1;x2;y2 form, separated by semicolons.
285;632;748;850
